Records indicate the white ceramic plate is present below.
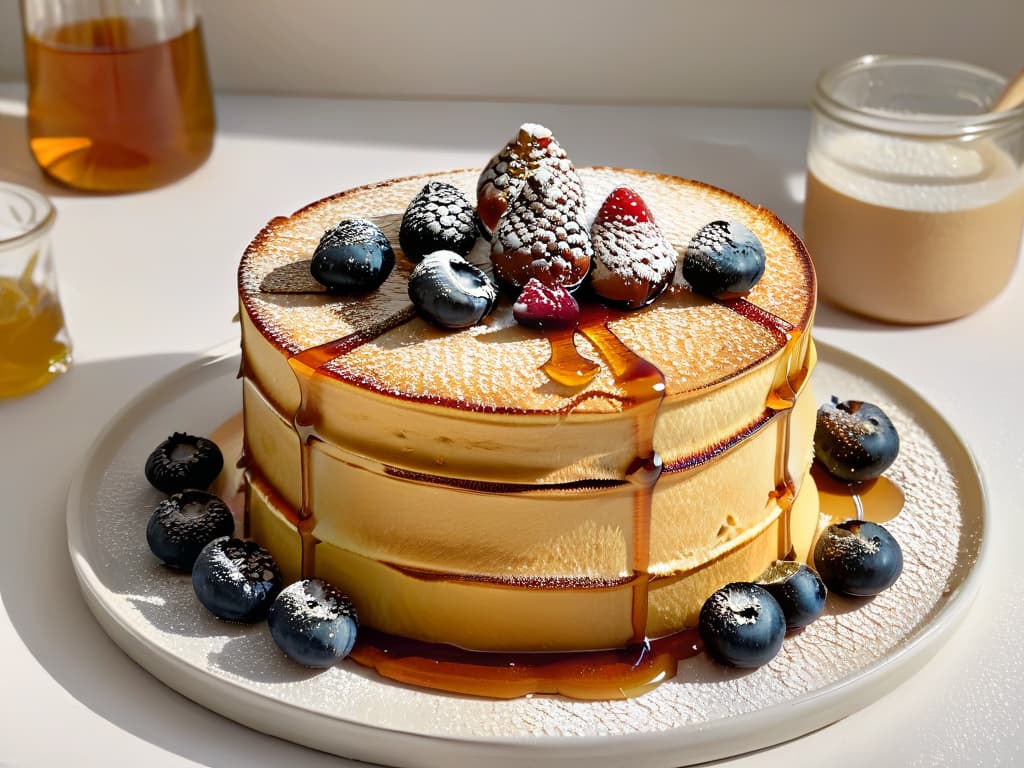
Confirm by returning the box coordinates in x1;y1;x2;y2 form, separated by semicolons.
67;341;986;767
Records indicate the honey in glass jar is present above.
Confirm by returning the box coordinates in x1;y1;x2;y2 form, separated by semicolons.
21;0;215;193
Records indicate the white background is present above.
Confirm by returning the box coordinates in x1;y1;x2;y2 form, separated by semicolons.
1;0;1022;105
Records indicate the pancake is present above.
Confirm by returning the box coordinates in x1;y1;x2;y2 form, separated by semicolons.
237;166;818;665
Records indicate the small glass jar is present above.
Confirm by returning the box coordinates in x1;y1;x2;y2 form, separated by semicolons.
0;181;72;398
803;56;1024;324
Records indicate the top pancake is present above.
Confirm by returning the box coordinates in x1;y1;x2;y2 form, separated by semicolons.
239;167;815;415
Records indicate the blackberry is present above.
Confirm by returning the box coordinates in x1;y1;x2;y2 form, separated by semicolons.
144;432;224;494
399;181;478;261
146;490;235;571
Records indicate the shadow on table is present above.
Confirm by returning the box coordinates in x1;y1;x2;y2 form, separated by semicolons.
0;352;348;767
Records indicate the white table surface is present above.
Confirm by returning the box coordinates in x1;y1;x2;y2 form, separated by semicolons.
1;83;1021;767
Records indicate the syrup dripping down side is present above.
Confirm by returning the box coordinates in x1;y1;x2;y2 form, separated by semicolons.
574;307;665;644
285;308;418;578
251;286;813;699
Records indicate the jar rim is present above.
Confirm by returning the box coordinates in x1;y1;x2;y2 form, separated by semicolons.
814;54;1024;139
0;181;56;252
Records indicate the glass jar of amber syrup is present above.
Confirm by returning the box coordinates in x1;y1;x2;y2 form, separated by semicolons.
20;0;216;193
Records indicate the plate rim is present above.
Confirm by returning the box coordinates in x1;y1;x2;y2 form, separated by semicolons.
65;340;989;767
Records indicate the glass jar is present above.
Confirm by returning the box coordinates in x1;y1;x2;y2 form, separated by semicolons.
803;55;1024;324
0;181;72;398
20;0;216;193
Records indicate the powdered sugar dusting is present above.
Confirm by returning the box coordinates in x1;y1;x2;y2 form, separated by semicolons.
239;168;815;412
591;218;676;285
590;187;677;307
492;168;592;288
520;123;552;139
475;123;584;233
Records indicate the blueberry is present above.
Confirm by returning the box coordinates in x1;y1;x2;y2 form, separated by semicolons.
399;181;479;262
192;537;283;622
683;219;766;299
698;582;786;668
310;218;395;293
815;397;900;482
146;490;234;570
407;250;498;329
756;561;827;629
267;579;359;668
813;520;903;597
144;432;224;494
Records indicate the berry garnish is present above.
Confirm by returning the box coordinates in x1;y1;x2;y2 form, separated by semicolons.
757;561;827;629
589;186;676;309
407;251;498;329
192;537;283;623
682;219;766;299
814;397;900;482
310;218;395;293
399;181;479;262
813;520;903;597
698;582;786;668
491;168;592;290
267;579;359;668
476;123;583;237
512;278;580;330
146;490;235;571
144;432;224;495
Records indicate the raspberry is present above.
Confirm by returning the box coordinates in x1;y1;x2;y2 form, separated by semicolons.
589;187;677;309
476;123;584;237
490;168;592;290
512;278;580;330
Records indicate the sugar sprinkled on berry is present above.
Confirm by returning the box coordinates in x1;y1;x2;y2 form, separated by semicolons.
589;186;676;308
815;397;900;482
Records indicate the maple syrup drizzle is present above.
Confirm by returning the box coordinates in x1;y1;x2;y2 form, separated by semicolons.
285;307;419;577
810;464;905;525
254;284;815;699
542;328;600;387
764;331;802;559
573;306;666;644
348;626;701;701
718;297;809;562
719;296;795;344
